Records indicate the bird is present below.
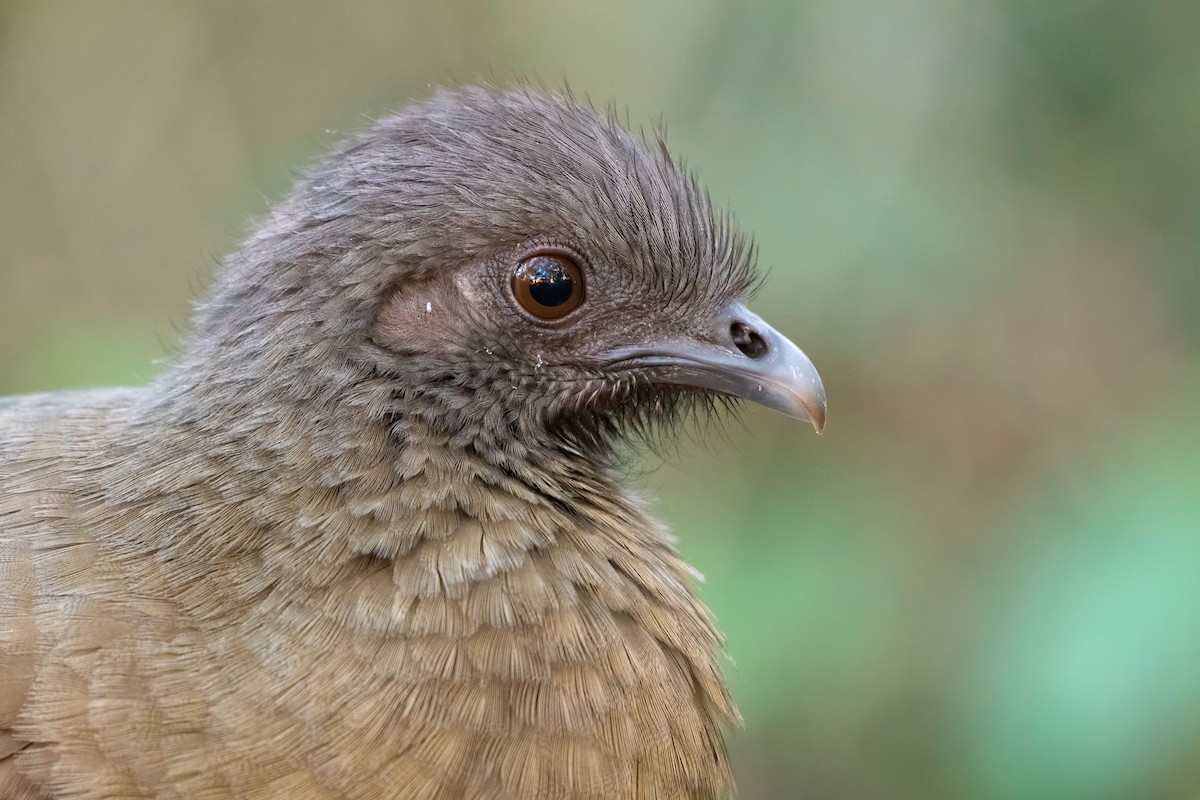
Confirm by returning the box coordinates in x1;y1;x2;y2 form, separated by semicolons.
0;87;825;800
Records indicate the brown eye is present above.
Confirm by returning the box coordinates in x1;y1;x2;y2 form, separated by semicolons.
512;253;585;320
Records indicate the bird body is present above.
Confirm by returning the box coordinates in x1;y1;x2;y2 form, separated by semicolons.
0;88;824;799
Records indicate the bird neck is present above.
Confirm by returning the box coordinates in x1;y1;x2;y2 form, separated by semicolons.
111;374;738;796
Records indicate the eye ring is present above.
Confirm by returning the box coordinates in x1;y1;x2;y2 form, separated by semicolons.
512;251;585;321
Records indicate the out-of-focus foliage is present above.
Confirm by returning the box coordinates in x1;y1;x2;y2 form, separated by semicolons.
2;1;1197;797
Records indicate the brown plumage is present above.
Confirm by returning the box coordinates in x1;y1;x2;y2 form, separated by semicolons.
0;87;825;799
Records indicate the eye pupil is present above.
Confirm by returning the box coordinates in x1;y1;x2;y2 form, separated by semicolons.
513;253;585;321
527;261;574;307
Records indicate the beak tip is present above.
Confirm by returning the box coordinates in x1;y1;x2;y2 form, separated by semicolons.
800;392;827;434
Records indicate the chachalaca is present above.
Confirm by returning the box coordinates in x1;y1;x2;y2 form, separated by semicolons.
0;87;825;799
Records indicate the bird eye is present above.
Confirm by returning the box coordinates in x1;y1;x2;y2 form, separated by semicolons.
512;253;585;320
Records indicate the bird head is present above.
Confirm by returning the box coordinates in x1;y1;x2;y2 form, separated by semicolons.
190;88;824;458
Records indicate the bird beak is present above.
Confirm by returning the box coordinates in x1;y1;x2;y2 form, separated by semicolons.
604;302;827;432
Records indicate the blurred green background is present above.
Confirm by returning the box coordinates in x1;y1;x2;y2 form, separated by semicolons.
2;1;1199;797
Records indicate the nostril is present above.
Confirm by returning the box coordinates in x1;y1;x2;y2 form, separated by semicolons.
730;321;769;360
